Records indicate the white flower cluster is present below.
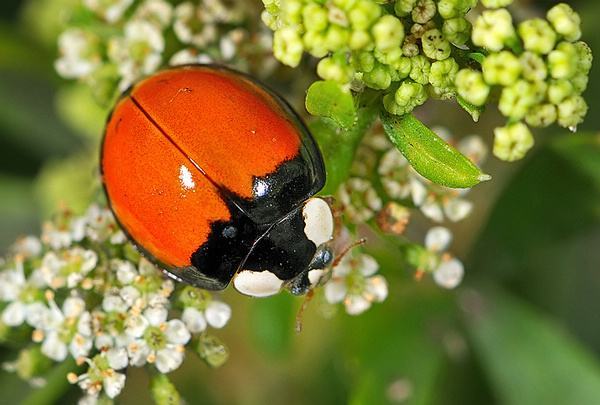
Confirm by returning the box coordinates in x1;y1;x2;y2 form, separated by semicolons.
0;205;232;402
55;0;274;105
340;127;487;224
335;126;482;290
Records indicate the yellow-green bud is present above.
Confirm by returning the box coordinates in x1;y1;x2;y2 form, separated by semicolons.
455;69;490;106
409;54;431;85
151;375;181;405
372;15;405;51
273;27;304;67
557;95;588;129
481;0;513;8
349;30;373;50
547;3;581;42
573;41;593;74
498;80;536;120
422;29;451;60
472;8;516;52
352;51;375;72
317;57;354;83
395;0;417;17
363;63;392;89
520;52;547;82
302;4;329;32
324;25;350;51
412;0;436;24
525;104;557;128
548;79;574;104
442;17;471;46
196;334;229;368
548;41;578;79
493;122;534;161
482;51;521;86
518;18;557;55
349;0;382;30
303;31;329;58
429;57;459;92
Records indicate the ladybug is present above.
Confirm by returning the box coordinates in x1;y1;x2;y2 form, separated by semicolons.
101;65;335;297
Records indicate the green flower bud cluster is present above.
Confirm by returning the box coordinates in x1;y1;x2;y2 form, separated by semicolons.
457;2;592;161
264;0;478;116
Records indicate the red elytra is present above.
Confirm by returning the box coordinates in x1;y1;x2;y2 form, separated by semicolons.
101;65;334;296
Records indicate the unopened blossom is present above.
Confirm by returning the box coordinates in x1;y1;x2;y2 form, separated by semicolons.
472;8;515;51
324;252;388;315
493;122;534;161
547;3;581;42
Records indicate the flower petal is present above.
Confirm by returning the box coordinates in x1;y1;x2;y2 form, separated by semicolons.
155;348;184;373
181;307;207;333
433;257;464;289
165;319;191;345
425;226;452;252
205;301;231;329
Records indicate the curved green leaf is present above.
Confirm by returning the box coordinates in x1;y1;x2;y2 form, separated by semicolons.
305;81;356;129
381;113;490;188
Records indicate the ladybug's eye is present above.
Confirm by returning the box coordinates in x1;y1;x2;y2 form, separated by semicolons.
222;226;238;239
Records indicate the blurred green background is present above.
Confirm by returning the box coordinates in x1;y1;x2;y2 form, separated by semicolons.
1;0;600;404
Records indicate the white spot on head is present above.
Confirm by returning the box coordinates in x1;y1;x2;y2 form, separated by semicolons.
308;269;325;286
233;270;283;297
302;198;334;247
179;165;195;190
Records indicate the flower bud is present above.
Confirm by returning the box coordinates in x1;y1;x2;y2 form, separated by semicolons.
394;0;416;17
547;3;581;42
196;334;229;368
412;0;436;24
362;63;392;89
302;4;329;32
498;80;536;120
472;8;515;51
548;79;574;104
349;0;382;30
481;0;513;8
429;58;459;93
455;69;489;106
422;29;451;61
557;95;588;129
482;51;521;86
372;15;405;51
519;52;547;82
151;374;181;405
525;104;557;128
493;122;534;161
273;27;303;67
409;55;431;85
518;18;557;55
442;17;471;46
548;41;578;79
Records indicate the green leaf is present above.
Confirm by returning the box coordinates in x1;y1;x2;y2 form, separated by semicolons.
380;113;489;188
305;81;356;129
464;290;600;405
467;52;486;64
310;95;378;195
456;95;484;122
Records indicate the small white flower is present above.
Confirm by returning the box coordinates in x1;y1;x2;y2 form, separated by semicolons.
324;252;388;315
181;307;207;333
108;20;165;91
173;2;217;47
70;353;127;399
12;236;42;258
433;258;464;289
423;227;465;289
204;301;232;329
55;29;101;79
134;0;173;28
84;0;134;23
127;306;191;373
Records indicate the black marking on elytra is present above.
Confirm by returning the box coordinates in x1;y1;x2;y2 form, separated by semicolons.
188;198;264;290
242;207;316;281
